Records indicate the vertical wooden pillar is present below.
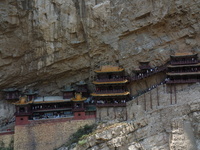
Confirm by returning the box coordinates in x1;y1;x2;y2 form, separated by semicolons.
114;107;116;119
170;84;172;105
99;108;101;121
157;86;159;106
144;93;146;111
174;85;177;104
150;90;152;109
126;107;128;121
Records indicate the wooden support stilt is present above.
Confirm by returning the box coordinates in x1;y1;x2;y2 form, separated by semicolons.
99;108;101;121
170;85;172;105
114;107;116;119
144;93;146;111
174;85;177;104
126;107;128;121
150;90;152;109
137;97;138;105
157;86;159;106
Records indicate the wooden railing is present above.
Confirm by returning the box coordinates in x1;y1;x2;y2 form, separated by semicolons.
132;64;167;81
95;77;127;82
170;60;198;65
94;90;126;94
131;80;166;100
96;103;126;107
168;69;200;73
72;108;85;112
166;79;200;84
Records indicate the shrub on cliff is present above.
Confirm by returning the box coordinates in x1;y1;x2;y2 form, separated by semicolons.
69;124;97;144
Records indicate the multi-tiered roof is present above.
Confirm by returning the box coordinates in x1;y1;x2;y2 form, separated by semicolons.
167;52;200;84
91;65;129;107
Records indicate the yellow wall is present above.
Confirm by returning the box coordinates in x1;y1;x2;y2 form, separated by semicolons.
0;133;14;148
14;119;95;150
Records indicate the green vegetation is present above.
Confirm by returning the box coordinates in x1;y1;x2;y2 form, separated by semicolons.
68;124;97;145
56;124;97;150
78;139;87;145
0;139;14;150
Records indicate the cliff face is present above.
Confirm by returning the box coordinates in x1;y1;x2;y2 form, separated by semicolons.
1;0;200;94
63;83;200;150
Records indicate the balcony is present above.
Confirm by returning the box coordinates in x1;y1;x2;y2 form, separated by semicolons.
132;65;167;81
170;60;198;65
32;107;72;113
96;103;126;107
94;90;126;94
72;108;85;112
96;77;126;82
166;79;200;84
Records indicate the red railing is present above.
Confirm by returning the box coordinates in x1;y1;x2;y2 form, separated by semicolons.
32;107;72;112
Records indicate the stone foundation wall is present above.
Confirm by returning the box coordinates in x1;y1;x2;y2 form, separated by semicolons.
96;107;127;122
0;132;14;148
14;118;95;150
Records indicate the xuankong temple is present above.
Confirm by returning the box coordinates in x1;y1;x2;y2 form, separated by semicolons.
1;52;200;125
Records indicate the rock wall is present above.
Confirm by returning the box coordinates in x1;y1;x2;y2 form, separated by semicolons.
0;100;15;126
66;83;200;150
0;0;200;94
96;107;127;122
14;118;95;150
1;0;200;126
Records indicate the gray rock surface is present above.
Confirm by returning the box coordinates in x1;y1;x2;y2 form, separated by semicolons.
64;83;200;150
0;0;200;94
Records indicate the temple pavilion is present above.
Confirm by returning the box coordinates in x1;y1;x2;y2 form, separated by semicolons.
91;65;130;107
76;81;89;97
167;52;200;84
14;85;96;125
61;85;75;99
2;87;21;101
132;61;151;80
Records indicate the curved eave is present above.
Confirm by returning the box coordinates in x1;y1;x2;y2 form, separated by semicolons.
14;101;32;105
167;72;200;76
93;80;128;85
71;97;87;102
168;63;200;68
170;53;197;58
94;68;124;73
32;100;71;104
91;92;130;97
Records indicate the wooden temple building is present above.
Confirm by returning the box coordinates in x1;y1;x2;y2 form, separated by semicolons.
61;85;75;99
132;61;151;80
91;65;130;107
167;53;200;84
2;88;21;101
76;81;89;97
14;84;96;125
